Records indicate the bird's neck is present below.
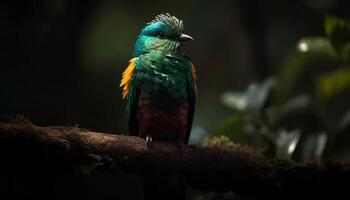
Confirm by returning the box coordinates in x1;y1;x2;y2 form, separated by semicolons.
133;35;182;57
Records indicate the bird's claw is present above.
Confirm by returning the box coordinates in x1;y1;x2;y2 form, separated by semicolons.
146;135;153;152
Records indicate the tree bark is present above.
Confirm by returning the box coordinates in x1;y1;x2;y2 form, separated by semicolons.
0;121;349;199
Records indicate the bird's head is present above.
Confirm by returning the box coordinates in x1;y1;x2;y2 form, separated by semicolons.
133;13;193;56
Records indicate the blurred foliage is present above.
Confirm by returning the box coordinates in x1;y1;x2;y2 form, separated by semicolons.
325;16;350;61
214;16;350;161
316;67;350;107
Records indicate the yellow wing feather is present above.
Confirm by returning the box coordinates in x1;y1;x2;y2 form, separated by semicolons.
120;58;137;99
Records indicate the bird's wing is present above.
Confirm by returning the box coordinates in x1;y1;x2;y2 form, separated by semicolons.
120;58;137;99
120;58;139;136
184;64;197;144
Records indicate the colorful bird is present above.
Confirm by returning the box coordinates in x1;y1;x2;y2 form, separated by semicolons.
120;13;197;148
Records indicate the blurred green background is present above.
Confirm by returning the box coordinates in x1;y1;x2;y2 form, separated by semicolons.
1;0;350;162
2;1;350;199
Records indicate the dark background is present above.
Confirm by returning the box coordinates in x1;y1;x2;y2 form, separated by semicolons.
1;0;350;199
2;0;348;135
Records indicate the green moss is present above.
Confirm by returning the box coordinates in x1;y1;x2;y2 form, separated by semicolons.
201;135;240;149
201;135;259;155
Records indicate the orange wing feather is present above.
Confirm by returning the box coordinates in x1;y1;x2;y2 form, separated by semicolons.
120;58;137;99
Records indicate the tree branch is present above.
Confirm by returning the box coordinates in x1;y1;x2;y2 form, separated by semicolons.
0;121;349;198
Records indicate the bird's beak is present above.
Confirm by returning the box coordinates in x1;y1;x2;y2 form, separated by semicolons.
179;33;194;41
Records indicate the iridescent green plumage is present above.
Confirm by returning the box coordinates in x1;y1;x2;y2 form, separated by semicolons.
121;13;196;144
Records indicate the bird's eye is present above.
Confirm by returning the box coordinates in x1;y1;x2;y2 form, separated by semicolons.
157;31;164;38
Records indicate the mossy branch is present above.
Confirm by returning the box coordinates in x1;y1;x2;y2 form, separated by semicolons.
0;120;349;198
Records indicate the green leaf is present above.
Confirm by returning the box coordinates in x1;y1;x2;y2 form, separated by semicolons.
316;67;350;105
274;95;322;133
279;95;311;117
274;51;339;104
274;37;341;105
324;16;350;61
296;37;337;56
299;132;328;161
221;78;276;112
275;129;301;159
245;78;276;112
325;16;341;37
221;92;247;111
339;110;350;132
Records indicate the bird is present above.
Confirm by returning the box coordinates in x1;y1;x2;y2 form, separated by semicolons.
120;13;197;149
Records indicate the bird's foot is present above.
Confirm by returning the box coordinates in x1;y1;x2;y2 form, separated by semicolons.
146;135;153;152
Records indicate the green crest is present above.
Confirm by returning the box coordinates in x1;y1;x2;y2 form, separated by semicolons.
148;13;184;33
